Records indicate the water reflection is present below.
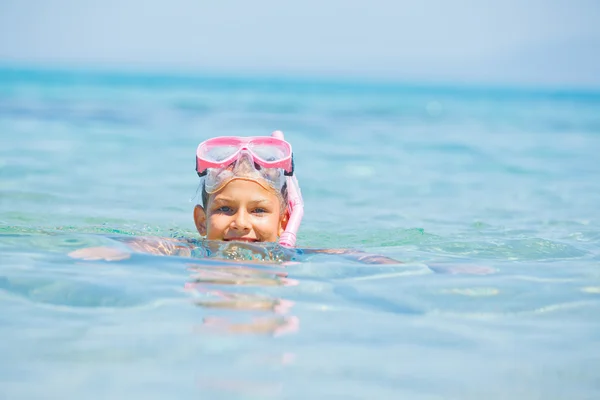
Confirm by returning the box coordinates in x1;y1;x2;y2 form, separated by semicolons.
187;264;298;287
186;262;299;337
198;315;299;337
185;253;298;396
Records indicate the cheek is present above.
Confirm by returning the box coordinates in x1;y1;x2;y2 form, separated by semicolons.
207;215;230;233
252;214;282;236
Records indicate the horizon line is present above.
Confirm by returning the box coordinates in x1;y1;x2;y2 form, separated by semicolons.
2;60;600;95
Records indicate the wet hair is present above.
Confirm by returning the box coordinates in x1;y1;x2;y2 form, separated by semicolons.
201;180;288;214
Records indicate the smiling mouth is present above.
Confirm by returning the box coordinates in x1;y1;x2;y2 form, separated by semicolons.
224;238;259;242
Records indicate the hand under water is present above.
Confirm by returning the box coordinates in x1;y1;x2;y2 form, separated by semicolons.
68;246;131;262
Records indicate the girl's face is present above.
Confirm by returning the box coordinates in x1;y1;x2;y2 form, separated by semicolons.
194;179;287;243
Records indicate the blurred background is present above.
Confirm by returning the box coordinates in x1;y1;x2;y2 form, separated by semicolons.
1;0;600;87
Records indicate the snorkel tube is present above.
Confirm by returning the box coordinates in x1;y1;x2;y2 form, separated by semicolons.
271;130;304;248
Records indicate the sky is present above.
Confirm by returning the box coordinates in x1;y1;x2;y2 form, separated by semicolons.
1;0;599;87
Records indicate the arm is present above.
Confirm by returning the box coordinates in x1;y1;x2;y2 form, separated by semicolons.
68;236;194;261
123;236;193;257
303;248;402;265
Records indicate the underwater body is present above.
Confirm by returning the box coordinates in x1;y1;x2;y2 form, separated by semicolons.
1;67;600;399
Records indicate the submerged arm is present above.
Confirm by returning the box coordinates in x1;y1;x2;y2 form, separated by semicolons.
69;236;194;261
123;236;193;257
303;248;402;265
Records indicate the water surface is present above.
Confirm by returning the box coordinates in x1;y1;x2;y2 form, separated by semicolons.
1;67;600;399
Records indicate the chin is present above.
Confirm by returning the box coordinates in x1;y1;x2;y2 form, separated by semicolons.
224;238;260;243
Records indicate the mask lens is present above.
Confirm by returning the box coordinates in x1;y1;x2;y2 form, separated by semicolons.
201;145;239;162
249;143;289;162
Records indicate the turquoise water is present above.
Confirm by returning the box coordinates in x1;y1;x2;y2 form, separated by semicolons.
1;67;600;399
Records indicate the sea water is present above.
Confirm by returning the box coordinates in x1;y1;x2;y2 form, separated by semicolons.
1;67;600;399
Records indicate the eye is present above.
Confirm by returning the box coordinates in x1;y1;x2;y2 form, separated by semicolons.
215;206;233;213
253;207;268;214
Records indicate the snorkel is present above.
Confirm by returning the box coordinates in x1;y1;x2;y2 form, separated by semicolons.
195;130;304;248
271;131;304;248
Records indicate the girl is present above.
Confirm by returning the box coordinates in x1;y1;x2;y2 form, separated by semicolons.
70;131;398;265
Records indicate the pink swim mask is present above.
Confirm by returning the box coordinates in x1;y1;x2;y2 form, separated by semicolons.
196;135;293;176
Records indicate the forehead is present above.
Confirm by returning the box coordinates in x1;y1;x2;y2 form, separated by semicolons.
210;178;280;203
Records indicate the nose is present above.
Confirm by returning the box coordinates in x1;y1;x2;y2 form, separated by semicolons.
230;209;251;232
